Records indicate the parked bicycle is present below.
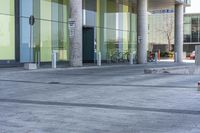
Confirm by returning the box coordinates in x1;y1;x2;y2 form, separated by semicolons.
111;52;130;63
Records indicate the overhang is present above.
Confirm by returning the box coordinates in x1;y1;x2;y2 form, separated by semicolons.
132;0;191;11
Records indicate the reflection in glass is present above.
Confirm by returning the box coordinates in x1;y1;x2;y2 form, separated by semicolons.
0;0;15;60
191;17;198;42
20;0;69;63
0;0;14;15
83;0;137;62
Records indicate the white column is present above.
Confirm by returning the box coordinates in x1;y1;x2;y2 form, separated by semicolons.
69;0;83;67
175;4;184;63
137;0;148;64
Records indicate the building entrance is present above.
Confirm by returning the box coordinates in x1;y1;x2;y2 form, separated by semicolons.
83;27;95;63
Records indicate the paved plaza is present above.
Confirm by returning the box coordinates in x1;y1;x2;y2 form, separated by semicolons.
0;63;200;133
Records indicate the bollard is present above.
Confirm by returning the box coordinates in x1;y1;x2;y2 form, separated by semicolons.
37;51;40;68
174;52;177;63
52;50;57;69
158;50;161;61
155;52;158;64
198;81;200;88
97;52;101;66
198;81;200;91
130;52;134;65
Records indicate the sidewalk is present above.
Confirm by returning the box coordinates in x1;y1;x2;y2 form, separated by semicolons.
0;62;200;132
0;61;194;75
159;59;195;63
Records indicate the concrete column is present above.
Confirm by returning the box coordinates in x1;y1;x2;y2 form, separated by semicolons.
137;0;148;64
195;45;200;65
69;0;83;67
175;4;184;63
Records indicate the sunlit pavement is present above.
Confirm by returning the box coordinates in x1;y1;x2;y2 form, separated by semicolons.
159;59;195;63
0;63;200;133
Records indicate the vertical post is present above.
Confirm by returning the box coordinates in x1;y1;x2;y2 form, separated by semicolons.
24;15;37;70
195;45;200;65
137;0;148;64
158;49;160;61
130;52;134;65
174;52;178;63
37;51;40;67
155;52;158;64
69;0;83;67
52;51;57;69
15;0;20;62
30;25;33;63
29;15;35;63
97;52;101;66
175;4;184;63
195;45;200;74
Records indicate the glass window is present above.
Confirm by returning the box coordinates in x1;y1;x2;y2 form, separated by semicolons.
191;17;198;42
184;23;191;42
0;0;15;60
20;0;69;63
20;17;34;62
84;0;137;62
0;0;14;15
20;0;33;17
184;16;191;43
40;20;52;62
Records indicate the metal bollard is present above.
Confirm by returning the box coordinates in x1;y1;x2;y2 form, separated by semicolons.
97;52;101;66
37;51;40;68
198;81;200;91
130;52;134;65
174;52;177;63
198;81;200;88
52;50;57;69
155;52;158;64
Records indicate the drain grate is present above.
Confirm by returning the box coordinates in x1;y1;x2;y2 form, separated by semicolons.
48;81;61;84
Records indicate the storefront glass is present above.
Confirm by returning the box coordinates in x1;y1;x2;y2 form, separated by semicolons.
83;0;137;63
0;0;15;60
184;15;200;43
191;16;199;42
184;16;191;42
20;0;69;63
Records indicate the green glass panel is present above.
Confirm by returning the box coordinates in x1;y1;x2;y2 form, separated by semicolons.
39;0;69;62
19;0;69;63
40;0;51;20
0;15;15;60
0;0;14;15
105;0;117;29
40;0;52;62
184;16;191;24
58;0;68;60
33;0;41;19
95;0;137;61
62;0;68;23
40;20;52;62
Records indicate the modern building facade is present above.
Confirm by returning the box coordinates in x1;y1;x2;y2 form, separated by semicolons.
0;0;69;66
0;0;190;67
149;10;175;52
184;13;200;53
149;11;200;56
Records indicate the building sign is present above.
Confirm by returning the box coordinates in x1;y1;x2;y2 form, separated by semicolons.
68;18;76;38
152;9;174;14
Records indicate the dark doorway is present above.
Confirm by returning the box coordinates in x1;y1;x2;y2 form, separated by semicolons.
83;27;95;63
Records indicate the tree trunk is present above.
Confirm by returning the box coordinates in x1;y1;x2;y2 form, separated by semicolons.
167;35;171;52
